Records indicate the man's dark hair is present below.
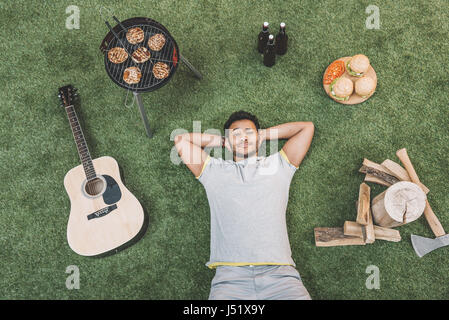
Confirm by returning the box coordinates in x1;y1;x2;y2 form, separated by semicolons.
223;110;260;137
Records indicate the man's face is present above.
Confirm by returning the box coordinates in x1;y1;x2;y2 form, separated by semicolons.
227;119;259;159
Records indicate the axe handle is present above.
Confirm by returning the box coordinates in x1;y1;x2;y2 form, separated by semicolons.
396;148;446;237
422;201;446;237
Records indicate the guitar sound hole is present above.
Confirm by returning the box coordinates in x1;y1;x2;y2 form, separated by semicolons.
85;178;105;196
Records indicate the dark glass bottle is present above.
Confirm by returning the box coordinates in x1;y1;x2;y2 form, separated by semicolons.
257;22;269;54
275;22;288;55
263;35;276;67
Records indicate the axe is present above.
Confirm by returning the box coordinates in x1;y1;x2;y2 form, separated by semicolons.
396;148;448;257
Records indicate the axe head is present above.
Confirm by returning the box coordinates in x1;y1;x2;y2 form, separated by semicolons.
411;234;449;257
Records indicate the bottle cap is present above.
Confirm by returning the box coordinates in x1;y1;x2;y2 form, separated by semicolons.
263;22;269;27
280;22;286;28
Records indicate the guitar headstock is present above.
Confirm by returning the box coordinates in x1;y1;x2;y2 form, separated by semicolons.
58;85;78;108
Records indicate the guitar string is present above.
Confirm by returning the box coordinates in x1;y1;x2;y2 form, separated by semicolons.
62;90;93;196
65;103;96;196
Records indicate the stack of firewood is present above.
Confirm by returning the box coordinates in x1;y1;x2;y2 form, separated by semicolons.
314;148;429;247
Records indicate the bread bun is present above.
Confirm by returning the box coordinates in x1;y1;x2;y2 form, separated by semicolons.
332;77;353;99
355;76;375;97
349;54;370;75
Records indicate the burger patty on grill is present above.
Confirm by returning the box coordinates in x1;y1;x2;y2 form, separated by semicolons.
108;47;128;64
131;47;151;63
123;66;142;84
126;27;145;44
148;33;166;51
152;62;170;79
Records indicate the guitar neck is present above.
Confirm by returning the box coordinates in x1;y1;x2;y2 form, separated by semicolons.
65;105;97;180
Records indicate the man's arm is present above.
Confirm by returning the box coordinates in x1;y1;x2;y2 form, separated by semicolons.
174;133;223;178
262;121;314;168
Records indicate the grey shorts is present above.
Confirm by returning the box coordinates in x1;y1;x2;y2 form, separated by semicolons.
208;265;312;300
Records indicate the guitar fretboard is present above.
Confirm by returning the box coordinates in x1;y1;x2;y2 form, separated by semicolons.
65;105;96;181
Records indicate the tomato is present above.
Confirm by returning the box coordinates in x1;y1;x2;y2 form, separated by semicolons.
323;60;345;85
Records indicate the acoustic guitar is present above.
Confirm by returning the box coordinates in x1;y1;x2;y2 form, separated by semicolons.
58;85;145;256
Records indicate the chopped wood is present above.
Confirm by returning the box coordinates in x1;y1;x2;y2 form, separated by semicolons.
354;200;376;243
373;225;401;242
365;208;376;244
314;227;366;247
372;190;387;206
344;221;363;237
362;158;396;176
364;174;392;187
359;158;399;187
344;221;401;242
371;191;400;227
381;159;429;194
381;159;411;181
354;184;375;244
359;165;400;185
371;182;426;228
356;183;371;226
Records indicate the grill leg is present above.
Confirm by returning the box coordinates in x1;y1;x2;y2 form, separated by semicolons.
133;92;153;138
180;54;203;80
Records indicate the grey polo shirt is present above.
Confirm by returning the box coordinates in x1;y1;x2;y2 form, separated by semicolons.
196;149;298;269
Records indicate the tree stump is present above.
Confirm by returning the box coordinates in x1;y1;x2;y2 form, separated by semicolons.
371;181;427;228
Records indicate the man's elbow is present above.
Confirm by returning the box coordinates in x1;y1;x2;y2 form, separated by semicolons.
307;122;315;133
305;122;315;140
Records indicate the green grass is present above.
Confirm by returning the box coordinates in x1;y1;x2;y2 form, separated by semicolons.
0;0;448;299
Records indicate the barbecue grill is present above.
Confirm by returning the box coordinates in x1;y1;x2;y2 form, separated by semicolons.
100;14;202;138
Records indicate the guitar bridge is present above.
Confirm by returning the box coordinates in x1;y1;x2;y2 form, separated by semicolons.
87;204;117;220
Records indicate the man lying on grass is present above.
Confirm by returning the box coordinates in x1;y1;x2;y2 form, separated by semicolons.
174;110;314;300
